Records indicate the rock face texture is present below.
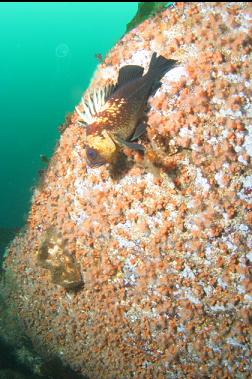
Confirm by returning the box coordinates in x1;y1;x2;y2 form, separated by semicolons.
2;3;252;378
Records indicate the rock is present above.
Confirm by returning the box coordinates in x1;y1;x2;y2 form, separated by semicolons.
1;3;251;378
0;369;27;379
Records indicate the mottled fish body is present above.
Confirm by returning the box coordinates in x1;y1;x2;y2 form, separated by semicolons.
76;52;177;166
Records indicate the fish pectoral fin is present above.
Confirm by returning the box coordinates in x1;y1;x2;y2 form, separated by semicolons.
130;122;148;141
117;65;144;87
117;136;145;152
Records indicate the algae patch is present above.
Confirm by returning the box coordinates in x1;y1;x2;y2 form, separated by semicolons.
126;2;175;33
37;227;83;290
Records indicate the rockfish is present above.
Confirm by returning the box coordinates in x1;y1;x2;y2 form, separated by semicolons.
76;52;177;167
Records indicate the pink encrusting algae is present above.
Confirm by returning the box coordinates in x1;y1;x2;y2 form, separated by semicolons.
2;2;252;378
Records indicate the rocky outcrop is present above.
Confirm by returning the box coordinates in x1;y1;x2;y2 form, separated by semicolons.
2;3;252;378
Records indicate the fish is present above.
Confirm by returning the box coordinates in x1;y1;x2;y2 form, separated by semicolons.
76;52;177;167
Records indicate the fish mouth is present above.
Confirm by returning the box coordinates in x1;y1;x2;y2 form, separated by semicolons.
86;158;106;167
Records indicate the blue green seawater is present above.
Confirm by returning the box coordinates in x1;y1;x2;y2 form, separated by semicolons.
0;2;137;241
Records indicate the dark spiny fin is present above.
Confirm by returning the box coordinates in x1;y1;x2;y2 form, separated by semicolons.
117;136;145;151
117;65;144;87
130;122;147;141
76;83;116;125
147;52;177;82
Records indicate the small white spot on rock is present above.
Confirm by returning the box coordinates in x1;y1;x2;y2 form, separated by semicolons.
246;252;252;262
195;168;211;192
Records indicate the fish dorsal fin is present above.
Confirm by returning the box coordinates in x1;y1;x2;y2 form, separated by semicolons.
117;65;144;87
76;83;116;125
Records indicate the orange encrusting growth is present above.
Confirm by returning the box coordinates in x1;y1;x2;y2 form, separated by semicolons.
2;2;252;379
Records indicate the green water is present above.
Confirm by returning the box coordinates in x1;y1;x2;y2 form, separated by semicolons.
0;2;137;231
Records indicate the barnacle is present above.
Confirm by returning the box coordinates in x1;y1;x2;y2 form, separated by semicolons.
37;227;83;290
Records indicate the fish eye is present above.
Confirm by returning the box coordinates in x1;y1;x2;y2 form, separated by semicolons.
86;147;105;167
86;148;97;159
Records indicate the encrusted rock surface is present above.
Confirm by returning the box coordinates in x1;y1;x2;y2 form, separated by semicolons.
2;3;252;378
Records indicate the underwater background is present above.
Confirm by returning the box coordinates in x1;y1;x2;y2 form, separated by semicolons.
0;2;138;254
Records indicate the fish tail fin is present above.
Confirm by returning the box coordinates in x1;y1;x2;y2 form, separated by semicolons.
147;52;177;82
